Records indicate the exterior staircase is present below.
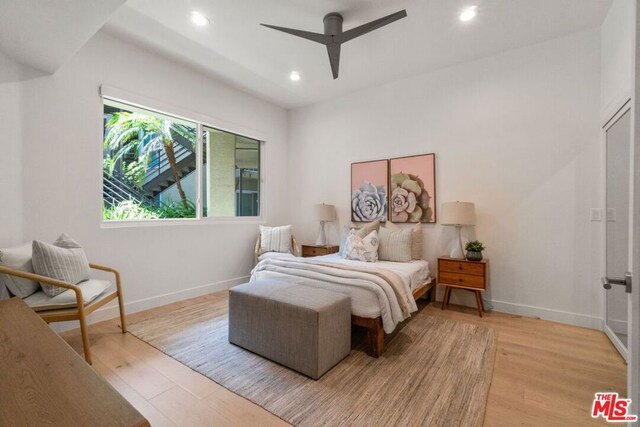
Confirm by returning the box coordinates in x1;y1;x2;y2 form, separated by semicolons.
141;133;197;197
103;131;199;207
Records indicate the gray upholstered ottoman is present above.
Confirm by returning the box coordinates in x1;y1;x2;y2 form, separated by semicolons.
228;279;351;379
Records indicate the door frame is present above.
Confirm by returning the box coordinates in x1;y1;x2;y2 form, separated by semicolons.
602;99;632;362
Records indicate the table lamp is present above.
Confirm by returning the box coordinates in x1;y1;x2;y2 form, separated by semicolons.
440;202;476;259
313;203;336;246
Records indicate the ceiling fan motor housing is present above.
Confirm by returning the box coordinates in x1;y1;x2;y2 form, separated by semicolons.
323;13;343;36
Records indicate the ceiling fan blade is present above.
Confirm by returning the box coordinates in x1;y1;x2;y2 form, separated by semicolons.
326;43;341;79
334;10;407;44
260;24;331;45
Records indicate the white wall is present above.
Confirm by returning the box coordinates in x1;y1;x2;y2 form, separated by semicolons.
13;31;289;323
288;30;603;328
601;0;635;118
0;79;24;245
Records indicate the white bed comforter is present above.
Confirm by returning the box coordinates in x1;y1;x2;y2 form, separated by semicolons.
250;257;426;333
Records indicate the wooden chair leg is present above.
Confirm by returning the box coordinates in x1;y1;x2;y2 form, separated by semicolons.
474;291;483;318
117;293;127;334
78;315;92;365
114;271;127;333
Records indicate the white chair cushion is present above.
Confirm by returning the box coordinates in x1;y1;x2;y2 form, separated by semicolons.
258;252;296;262
23;279;112;312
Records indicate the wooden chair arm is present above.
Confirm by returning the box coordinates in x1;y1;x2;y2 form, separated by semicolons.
89;263;119;275
0;265;84;308
0;265;80;293
291;236;301;257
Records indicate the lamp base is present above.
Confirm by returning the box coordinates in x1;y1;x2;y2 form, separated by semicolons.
315;221;327;246
449;225;465;259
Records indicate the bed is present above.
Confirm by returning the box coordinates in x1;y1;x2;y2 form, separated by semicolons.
251;252;434;357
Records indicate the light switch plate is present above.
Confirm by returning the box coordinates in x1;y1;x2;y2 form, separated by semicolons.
590;208;602;222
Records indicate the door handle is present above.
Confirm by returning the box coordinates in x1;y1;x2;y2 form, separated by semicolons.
602;272;632;293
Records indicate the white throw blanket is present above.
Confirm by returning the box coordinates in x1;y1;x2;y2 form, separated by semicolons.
250;258;419;333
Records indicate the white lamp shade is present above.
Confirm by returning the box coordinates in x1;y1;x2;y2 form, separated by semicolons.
440;202;476;226
312;204;336;221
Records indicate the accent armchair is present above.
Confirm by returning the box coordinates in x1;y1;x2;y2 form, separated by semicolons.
0;263;126;365
254;234;302;266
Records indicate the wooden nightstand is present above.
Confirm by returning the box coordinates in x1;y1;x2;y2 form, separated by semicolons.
438;257;489;318
301;244;339;258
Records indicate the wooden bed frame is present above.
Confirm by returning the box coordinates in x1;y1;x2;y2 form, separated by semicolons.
351;278;436;358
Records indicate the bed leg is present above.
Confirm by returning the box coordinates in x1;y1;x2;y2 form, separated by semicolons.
367;318;384;358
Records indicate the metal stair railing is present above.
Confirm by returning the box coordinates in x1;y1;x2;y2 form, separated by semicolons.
103;170;147;208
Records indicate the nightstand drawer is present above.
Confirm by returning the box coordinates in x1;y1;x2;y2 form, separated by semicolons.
303;247;325;257
439;272;485;289
438;259;485;276
301;245;339;257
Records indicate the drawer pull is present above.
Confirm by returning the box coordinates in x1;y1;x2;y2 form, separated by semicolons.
458;266;462;270
458;278;463;282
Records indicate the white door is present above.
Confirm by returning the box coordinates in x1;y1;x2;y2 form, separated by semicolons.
603;102;632;361
603;97;640;422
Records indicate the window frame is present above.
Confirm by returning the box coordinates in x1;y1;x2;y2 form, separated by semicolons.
100;86;266;228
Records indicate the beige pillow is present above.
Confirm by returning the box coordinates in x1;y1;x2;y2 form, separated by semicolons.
32;234;91;297
378;227;413;262
385;222;422;260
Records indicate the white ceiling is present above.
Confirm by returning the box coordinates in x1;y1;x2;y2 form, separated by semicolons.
105;0;609;109
0;0;125;74
0;0;613;106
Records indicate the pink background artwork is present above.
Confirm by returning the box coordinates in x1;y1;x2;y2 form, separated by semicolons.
390;154;436;223
351;160;388;192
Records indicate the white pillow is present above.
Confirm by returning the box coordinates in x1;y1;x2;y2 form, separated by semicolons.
342;230;379;263
0;243;40;298
259;225;292;254
339;220;381;256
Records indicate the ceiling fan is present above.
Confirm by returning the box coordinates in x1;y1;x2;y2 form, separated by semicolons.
261;9;407;79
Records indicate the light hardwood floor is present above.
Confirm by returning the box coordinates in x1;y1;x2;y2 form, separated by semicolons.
61;292;626;426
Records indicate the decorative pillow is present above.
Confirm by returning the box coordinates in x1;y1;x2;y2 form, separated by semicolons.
385;222;423;260
0;243;40;298
378;227;413;262
342;230;379;263
259;225;292;254
32;234;91;297
339;220;381;256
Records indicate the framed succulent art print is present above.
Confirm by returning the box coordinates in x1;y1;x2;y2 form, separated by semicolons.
351;160;388;222
389;154;436;223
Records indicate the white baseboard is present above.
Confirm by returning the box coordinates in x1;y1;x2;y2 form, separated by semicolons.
488;299;603;330
51;275;249;333
435;288;603;330
607;318;628;335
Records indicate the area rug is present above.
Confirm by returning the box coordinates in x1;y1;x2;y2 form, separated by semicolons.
128;296;497;426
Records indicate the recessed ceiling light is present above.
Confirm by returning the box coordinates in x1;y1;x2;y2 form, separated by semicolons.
459;6;477;22
289;71;301;81
191;11;209;27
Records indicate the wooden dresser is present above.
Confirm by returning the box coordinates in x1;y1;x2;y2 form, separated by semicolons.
301;244;340;257
0;298;149;427
438;257;489;317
